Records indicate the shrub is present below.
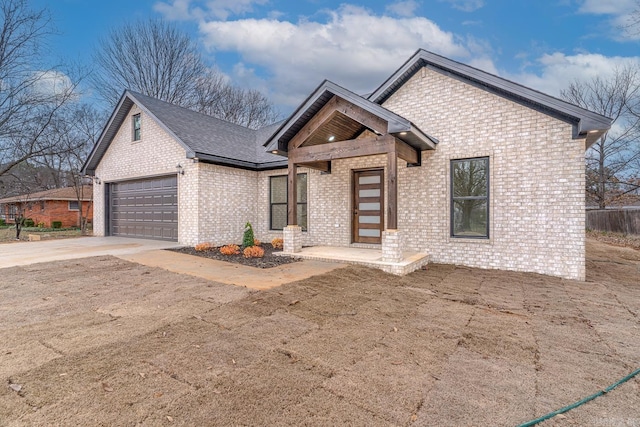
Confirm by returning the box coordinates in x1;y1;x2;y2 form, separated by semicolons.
23;218;35;227
194;242;214;252
37;222;45;228
271;237;283;249
51;221;62;229
242;222;255;248
243;246;264;258
220;244;240;255
0;219;5;226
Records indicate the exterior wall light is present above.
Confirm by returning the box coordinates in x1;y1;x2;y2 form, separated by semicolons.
176;164;184;175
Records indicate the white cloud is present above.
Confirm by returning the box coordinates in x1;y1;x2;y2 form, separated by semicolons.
31;71;75;98
154;0;268;21
506;52;640;97
198;4;471;107
439;0;485;12
385;0;420;17
577;0;635;15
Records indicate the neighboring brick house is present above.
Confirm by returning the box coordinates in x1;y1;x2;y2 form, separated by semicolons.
0;186;93;228
83;49;611;280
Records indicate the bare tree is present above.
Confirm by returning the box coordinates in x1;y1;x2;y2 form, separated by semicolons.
92;19;279;129
561;65;640;208
37;104;105;233
0;0;80;178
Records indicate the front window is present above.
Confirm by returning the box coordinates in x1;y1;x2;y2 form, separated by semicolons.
68;201;79;211
451;157;489;238
270;174;307;231
132;114;141;141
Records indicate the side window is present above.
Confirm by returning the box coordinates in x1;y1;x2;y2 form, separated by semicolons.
68;201;80;211
451;157;489;238
269;174;307;231
132;113;141;141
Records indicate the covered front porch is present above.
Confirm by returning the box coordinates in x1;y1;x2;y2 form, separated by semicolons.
275;245;429;276
264;81;437;276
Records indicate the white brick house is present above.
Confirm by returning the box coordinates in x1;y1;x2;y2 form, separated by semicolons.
84;49;611;280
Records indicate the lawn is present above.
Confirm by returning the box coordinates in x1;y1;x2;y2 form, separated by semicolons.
0;227;83;243
0;239;638;426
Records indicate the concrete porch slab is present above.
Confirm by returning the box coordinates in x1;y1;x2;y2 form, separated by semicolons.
276;246;429;276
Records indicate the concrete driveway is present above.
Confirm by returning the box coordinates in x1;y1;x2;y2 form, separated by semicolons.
0;236;181;269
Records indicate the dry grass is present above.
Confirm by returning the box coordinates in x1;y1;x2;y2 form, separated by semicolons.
0;227;83;243
0;238;638;426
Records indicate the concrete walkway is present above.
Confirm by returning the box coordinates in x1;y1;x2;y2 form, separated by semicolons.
0;236;180;268
120;250;345;290
0;236;345;290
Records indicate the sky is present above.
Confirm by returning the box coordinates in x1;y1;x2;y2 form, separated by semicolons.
31;0;640;115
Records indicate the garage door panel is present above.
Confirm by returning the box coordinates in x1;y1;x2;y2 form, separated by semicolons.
109;176;178;241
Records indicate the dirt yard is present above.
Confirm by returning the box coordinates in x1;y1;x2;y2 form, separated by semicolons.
0;239;638;426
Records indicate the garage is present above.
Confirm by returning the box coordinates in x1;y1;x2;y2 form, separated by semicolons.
108;175;178;241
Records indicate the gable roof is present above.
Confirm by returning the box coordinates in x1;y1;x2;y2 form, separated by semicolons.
0;186;93;204
263;80;438;154
368;49;612;146
83;91;287;174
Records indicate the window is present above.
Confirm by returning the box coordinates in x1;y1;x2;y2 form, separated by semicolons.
270;174;307;231
132;113;141;141
68;201;80;211
39;201;45;210
451;157;489;238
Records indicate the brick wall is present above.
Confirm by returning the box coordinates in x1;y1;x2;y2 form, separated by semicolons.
281;67;586;280
93;104;198;244
95;70;587;280
8;200;93;227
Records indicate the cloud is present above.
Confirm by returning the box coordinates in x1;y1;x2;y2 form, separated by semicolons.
31;71;75;98
506;52;640;97
385;0;420;17
154;0;268;21
577;0;635;15
439;0;485;12
197;4;471;107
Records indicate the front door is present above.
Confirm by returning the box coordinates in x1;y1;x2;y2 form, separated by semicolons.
352;169;384;244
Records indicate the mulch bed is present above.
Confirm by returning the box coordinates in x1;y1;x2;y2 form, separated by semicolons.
167;245;302;268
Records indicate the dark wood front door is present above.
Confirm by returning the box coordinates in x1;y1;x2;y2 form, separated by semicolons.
352;169;384;244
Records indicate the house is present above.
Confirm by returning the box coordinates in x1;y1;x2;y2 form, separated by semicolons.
0;186;93;228
83;49;611;280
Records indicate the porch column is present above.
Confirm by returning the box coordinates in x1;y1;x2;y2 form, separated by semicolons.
387;150;397;229
284;159;302;253
383;149;402;263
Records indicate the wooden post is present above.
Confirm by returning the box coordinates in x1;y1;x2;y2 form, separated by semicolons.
387;148;398;230
287;159;298;226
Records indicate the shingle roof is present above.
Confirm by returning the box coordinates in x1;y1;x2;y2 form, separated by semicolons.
83;91;287;174
368;49;612;146
0;186;93;204
263;80;437;155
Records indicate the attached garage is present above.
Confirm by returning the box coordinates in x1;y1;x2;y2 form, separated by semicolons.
107;175;178;241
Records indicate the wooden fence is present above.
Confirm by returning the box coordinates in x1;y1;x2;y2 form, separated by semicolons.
586;209;640;235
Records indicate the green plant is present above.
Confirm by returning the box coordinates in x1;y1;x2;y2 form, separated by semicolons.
242;222;255;248
37;222;45;228
220;244;240;255
243;246;264;258
0;219;5;226
23;218;34;227
51;221;62;229
271;237;283;249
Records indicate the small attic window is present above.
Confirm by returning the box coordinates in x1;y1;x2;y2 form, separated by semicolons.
132;114;141;141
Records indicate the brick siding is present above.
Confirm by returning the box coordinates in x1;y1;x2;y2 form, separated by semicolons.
96;66;587;280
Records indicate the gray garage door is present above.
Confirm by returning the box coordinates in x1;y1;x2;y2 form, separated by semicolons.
109;175;178;241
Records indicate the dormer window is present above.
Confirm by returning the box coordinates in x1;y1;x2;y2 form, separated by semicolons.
132;114;141;141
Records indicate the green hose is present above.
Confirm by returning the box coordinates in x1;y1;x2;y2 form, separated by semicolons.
517;367;640;427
